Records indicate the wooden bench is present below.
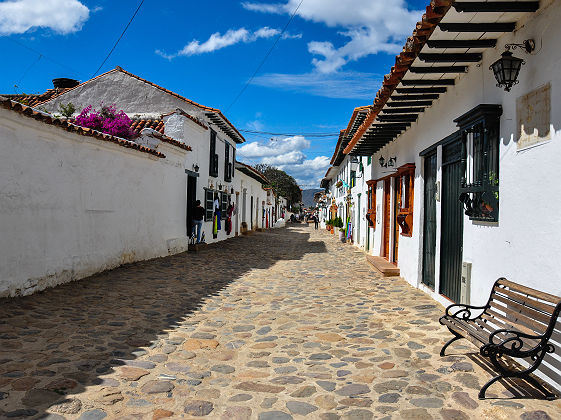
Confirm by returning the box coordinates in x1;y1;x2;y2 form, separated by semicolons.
439;278;561;400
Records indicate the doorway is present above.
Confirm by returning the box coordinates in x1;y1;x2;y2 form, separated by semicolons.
422;152;437;289
356;194;361;246
392;177;400;263
186;175;197;237
235;193;240;235
382;179;391;258
250;196;254;230
440;138;464;302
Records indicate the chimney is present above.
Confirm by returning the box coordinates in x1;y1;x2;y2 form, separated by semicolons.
52;78;80;89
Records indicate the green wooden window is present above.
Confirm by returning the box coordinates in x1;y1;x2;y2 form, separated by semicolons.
204;189;214;221
455;105;502;222
367;156;372;165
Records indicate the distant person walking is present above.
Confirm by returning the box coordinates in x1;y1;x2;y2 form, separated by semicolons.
192;200;205;243
314;214;319;230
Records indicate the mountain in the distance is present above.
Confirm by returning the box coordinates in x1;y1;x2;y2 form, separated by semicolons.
301;188;323;208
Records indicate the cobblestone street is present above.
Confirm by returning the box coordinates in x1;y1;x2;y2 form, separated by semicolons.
1;226;560;419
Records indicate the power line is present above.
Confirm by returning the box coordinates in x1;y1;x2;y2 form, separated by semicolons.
226;0;304;112
239;129;339;138
14;54;42;92
5;38;79;75
91;0;145;79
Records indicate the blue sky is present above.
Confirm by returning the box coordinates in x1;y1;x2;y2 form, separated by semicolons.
0;0;427;188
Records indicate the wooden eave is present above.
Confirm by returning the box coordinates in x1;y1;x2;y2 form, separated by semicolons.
343;0;538;156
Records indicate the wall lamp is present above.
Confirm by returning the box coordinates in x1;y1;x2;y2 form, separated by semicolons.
192;163;199;173
490;39;535;92
379;156;396;168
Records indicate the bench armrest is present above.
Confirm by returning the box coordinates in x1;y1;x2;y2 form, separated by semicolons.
482;329;555;358
445;303;487;320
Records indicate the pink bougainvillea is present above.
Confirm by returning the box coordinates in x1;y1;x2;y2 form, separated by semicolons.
74;105;136;139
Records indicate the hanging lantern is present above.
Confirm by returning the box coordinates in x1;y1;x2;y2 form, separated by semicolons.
490;50;525;92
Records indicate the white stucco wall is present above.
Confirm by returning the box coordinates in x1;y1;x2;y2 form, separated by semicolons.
0;108;189;297
365;0;561;306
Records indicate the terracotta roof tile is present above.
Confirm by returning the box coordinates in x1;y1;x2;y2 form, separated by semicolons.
343;0;452;154
37;66;244;143
0;96;165;158
3;88;74;108
131;119;165;135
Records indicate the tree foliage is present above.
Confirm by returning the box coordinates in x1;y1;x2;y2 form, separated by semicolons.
255;164;302;204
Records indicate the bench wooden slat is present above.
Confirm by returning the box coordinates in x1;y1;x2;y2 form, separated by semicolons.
491;292;553;327
495;287;557;316
442;316;490;344
440;278;561;399
497;278;560;306
485;308;536;336
487;302;550;336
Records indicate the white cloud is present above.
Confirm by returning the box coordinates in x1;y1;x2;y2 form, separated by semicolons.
278;156;331;188
238;135;310;158
156;26;300;59
251;70;381;99
241;2;284;14
238;136;329;188
243;0;422;73
0;0;89;35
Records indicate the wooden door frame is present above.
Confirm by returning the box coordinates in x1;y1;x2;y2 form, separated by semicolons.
382;178;391;259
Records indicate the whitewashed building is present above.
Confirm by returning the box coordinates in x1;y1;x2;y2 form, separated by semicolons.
323;0;561;391
38;67;274;243
341;0;561;306
0;97;191;297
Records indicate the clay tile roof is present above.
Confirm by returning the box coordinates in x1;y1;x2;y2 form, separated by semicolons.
3;88;74;108
343;0;453;154
0;96;165;158
235;161;270;185
143;129;192;152
161;109;208;130
37;66;243;143
130;119;165;135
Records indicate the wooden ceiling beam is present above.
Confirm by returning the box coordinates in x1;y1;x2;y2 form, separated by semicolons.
401;79;455;86
410;66;467;73
452;2;539;13
391;94;439;100
395;87;447;94
419;53;482;62
426;39;497;49
386;100;433;107
439;22;516;32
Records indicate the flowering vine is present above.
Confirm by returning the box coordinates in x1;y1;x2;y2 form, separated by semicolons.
74;105;136;139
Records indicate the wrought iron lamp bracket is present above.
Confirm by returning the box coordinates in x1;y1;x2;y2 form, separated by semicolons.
504;39;535;54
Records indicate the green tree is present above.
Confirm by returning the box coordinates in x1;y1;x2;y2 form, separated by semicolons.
255;164;302;205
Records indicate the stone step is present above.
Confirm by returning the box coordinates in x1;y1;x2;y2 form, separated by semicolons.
366;255;400;277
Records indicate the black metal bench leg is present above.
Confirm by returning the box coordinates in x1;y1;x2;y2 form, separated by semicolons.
440;331;463;356
524;375;557;400
479;374;502;399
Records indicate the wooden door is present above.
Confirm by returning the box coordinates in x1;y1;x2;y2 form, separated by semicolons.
382;179;391;258
392;177;400;263
440;139;464;302
186;175;197;237
422;152;437;289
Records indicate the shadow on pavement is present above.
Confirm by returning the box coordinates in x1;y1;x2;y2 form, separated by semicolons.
0;226;327;418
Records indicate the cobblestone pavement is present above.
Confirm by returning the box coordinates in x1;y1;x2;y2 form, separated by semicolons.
1;226;561;419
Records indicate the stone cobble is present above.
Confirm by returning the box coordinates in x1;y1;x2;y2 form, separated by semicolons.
1;225;561;419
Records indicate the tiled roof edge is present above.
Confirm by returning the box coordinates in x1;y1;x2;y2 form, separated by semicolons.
0;96;166;159
343;0;453;154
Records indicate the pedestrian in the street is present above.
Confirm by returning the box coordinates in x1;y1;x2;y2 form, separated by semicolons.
192;200;205;243
314;213;319;230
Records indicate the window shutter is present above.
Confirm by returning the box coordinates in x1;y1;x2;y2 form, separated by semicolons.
205;189;214;221
224;142;231;181
209;131;216;177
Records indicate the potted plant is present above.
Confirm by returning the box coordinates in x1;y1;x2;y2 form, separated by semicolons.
339;228;346;242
